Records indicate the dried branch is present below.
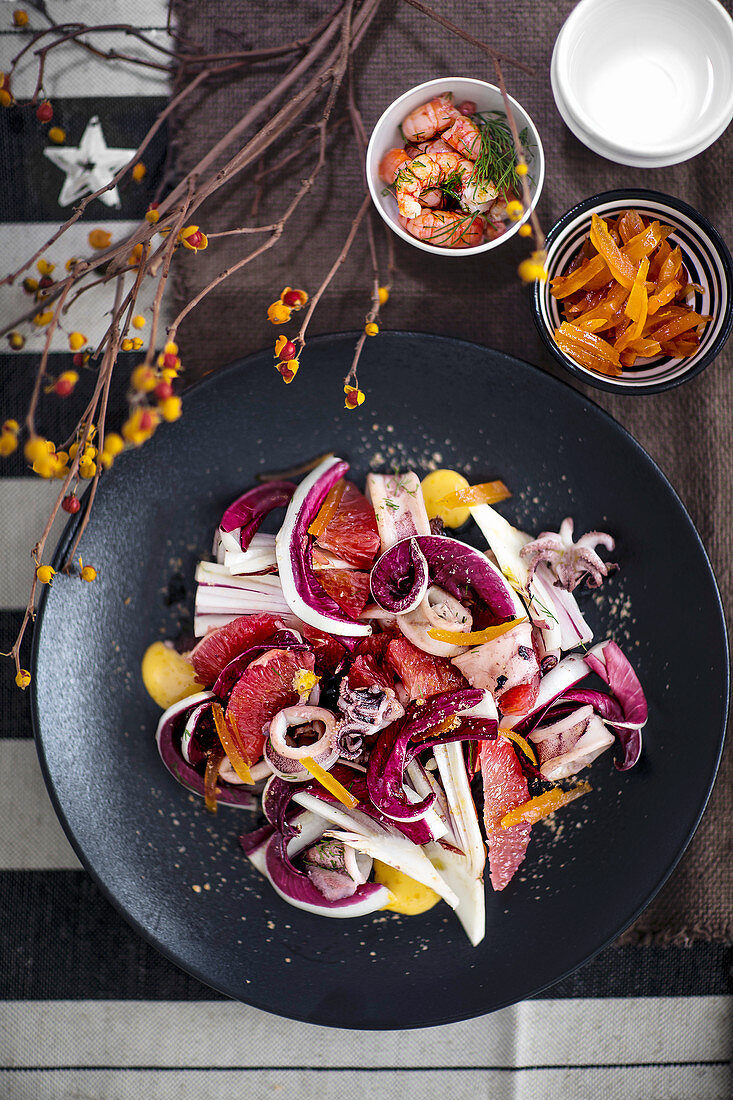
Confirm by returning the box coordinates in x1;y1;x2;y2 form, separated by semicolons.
1;0;542;684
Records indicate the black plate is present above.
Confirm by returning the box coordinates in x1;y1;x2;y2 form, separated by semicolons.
32;333;728;1028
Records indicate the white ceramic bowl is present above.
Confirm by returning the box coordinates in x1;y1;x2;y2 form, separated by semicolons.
366;77;545;257
551;0;733;168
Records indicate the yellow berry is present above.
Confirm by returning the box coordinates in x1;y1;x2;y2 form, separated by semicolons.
3;419;19;433
24;436;47;463
164;341;178;355
131;337;143;350
516;163;529;176
267;300;292;325
159;395;182;422
103;432;124;457
37;258;55;276
0;431;18;456
131;162;146;182
518;223;533;238
13;10;29;27
15;668;31;690
33;310;53;326
121;338;134;352
47;126;65;144
132;314;146;329
65;257;79;272
81;565;97;582
23;276;38;292
82;445;97;460
141;641;202;709
79;460;97;479
68;331;86;351
365;322;379;336
8;331;25;350
0;90;13;108
145;207;160;224
130;364;157;393
99;451;113;469
344;385;365;409
506;200;524;222
378;286;389;305
69;442;79;460
88;228;112;250
36;565;55;584
518;254;548;283
420;469;471;528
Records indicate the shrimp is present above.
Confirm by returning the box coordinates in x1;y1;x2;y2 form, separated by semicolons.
406;137;455;158
398;211;485;248
461;175;498;214
378;147;411;185
443;116;483;160
394;151;474;219
401;95;461;142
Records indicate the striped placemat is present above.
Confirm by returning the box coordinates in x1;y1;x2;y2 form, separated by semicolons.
0;4;730;1098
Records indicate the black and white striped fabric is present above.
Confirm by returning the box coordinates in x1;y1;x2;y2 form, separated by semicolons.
0;5;730;1099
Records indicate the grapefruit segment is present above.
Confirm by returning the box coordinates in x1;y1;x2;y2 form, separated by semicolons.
225;648;316;764
299;623;347;673
316;568;371;619
498;677;540;716
479;738;531;891
347;653;394;692
314;480;380;569
387;636;467;700
190;613;286;686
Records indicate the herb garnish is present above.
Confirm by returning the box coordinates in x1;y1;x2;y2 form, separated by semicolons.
471;111;530;195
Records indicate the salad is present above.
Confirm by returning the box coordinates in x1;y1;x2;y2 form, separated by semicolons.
146;456;647;946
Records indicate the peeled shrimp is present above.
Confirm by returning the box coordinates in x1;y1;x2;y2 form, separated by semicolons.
401;95;461;142
395;151;474;219
398;211;485;248
443;116;482;160
406;137;455;158
461;175;498;214
378;147;411;184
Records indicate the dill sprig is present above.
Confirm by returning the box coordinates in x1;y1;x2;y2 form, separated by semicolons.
471;111;530;195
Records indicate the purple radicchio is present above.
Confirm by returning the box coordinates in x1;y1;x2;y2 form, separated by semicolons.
366;688;498;822
220;481;296;550
275;456;370;637
370;537;429;614
155;692;258;809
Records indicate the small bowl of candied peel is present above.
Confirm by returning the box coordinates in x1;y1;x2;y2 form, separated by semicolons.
532;189;733;394
366;76;545;256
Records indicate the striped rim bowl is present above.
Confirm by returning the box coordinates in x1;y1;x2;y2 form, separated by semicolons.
532;189;733;394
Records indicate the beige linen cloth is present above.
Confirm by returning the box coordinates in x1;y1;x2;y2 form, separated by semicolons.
171;0;732;943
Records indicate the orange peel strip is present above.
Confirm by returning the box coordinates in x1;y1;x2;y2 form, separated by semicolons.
212;703;254;784
427;616;526;646
589;213;636;289
437;480;512;509
302;756;359;808
499;728;538;766
308;479;345;539
500;782;591;829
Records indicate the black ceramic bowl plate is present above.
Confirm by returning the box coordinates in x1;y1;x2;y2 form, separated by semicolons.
32;333;728;1028
532;189;733;395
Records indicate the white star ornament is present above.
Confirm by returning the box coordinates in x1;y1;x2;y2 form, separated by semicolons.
43;116;135;209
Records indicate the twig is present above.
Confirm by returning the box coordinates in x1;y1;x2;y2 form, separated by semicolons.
400;0;535;76
295;192;371;356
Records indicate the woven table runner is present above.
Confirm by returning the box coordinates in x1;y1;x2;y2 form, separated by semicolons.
171;0;732;943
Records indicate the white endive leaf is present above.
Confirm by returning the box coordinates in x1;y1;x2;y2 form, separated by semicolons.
327;830;459;910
